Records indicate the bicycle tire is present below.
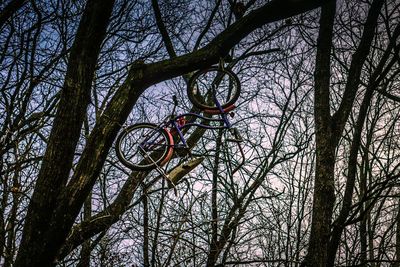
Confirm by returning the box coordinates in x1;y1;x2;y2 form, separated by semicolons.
187;67;241;110
116;123;173;171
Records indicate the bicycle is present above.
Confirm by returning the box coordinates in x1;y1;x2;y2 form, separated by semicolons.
115;66;243;175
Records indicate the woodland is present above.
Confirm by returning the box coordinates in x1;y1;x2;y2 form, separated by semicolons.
1;0;400;266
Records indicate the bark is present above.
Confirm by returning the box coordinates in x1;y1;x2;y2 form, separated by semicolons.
359;116;374;265
76;193;92;267
360;210;367;264
367;215;375;267
304;1;336;265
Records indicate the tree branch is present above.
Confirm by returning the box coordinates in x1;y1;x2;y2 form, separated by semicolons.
331;0;385;142
151;0;177;58
0;0;28;29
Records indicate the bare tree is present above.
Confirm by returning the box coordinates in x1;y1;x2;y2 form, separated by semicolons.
0;0;326;266
4;0;400;266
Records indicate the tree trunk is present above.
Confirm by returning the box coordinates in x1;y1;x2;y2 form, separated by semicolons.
304;1;336;265
13;1;115;266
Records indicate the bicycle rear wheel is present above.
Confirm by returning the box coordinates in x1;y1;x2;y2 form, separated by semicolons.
187;67;241;110
116;123;173;171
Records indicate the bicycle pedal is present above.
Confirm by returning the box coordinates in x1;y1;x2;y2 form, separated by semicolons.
229;112;235;118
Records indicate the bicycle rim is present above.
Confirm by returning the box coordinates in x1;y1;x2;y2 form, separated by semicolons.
188;67;240;110
116;124;172;170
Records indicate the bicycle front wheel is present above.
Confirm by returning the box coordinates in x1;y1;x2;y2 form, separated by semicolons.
187;67;241;110
116;123;173;171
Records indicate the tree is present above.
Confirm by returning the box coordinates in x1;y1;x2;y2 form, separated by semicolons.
303;0;400;265
3;0;400;266
0;0;325;266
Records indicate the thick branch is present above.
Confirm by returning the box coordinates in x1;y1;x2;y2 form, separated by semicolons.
141;0;328;87
151;0;177;58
